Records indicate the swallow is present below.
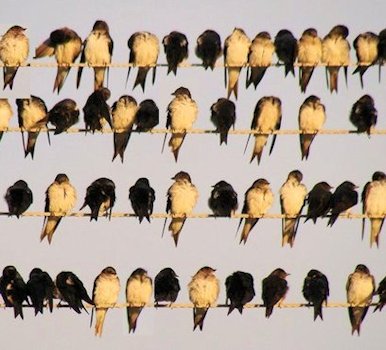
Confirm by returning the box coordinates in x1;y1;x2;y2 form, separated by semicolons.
129;177;156;223
304;182;333;223
353;32;379;88
195;30;222;70
0;265;28;319
297;28;322;92
111;95;138;162
238;178;274;244
374;275;386;312
164;171;199;246
302;269;329;321
246;31;275;89
377;29;386;81
26;268;55;315
188;266;220;331
225;271;255;315
83;87;111;133
154;267;180;305
135;99;159;132
262;268;289;318
349;94;377;135
224;28;251;99
361;171;386;247
322;25;350;93
346;264;375;335
80;177;116;221
92;267;120;337
208;180;238;217
16;95;48;159
127;32;159;91
77;20;113;90
327;181;358;227
34;27;82;93
55;271;94;314
298;95;326;160
210;98;236;145
279;170;307;247
162;31;188;75
48;99;79;134
126;268;152;333
4;180;33;217
246;96;282;164
40;173;77;244
0;25;29;89
164;87;198;162
0;99;13;142
274;29;298;77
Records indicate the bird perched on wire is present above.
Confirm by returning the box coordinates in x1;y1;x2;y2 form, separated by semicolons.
162;31;188;75
48;98;79;135
77;20;113;90
304;181;333;224
225;271;255;315
377;29;386;81
26;268;55;315
83;87;112;133
0;98;13;143
262;268;289;318
135;99;159;132
210;98;236;145
154;267;180;306
0;25;29;90
208;180;238;217
374;275;386;312
129;177;156;223
274;29;298;77
349;94;377;135
4;180;33;218
34;27;82;93
127;31;159;91
195;29;222;70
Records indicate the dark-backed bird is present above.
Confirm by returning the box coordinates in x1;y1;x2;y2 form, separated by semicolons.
48;99;79;134
195;30;222;70
162;31;188;75
4;180;33;217
26;268;55;315
135;99;159;131
0;98;13;142
374;275;386;312
154;267;180;305
129;177;155;223
225;271;255;315
83;87;111;133
210;98;236;145
305;182;333;223
274;29;298;77
349;94;377;135
377;29;386;81
262;268;289;318
208;180;238;217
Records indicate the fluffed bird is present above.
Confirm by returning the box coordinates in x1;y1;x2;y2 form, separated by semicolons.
4;180;33;217
374;276;386;312
83;87;111;133
225;271;255;315
154;267;180;305
135;99;159;132
26;268;55;315
274;29;298;77
304;182;333;223
377;29;386;81
208;180;238;217
195;29;222;70
162;31;188;75
48;99;79;134
210;98;236;145
0;98;13;142
349;94;377;135
262;268;289;318
129;177;156;223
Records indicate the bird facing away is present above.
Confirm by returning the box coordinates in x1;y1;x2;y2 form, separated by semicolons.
188;266;220;331
26;268;55;315
304;181;333;224
48;98;79;134
262;268;289;318
274;29;298;77
154;267;180;305
195;29;222;70
40;173;77;244
225;271;255;315
210;98;236;145
4;180;33;217
83;87;112;133
374;275;386;312
0;98;13;142
378;29;386;81
129;177;156;223
349;94;377;135
135;99;159;132
208;180;238;217
162;31;188;75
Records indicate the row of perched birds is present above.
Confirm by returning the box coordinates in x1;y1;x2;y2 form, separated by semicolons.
1;23;386;95
0;264;385;336
0;90;380;162
3;170;386;247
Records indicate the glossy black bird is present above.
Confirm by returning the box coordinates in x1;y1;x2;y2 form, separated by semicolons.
4;180;33;217
274;29;298;77
377;29;386;81
262;268;289;318
80;178;116;221
26;268;55;315
129;178;156;223
154;267;180;305
374;276;386;312
305;182;333;223
302;269;329;320
210;98;236;145
195;30;222;70
208;180;238;217
349;95;377;135
48;99;79;134
83;87;111;133
225;271;255;315
135;99;159;132
162;31;188;75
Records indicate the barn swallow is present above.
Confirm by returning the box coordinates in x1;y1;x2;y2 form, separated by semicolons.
83;87;111;133
164;171;199;246
322;25;350;93
26;268;55;315
0;25;29;89
304;182;333;223
238;178;274;244
164;87;198;162
224;28;251;99
92;267;120;337
377;29;386;81
34;27;82;93
127;32;159;91
77;20;113;90
80;177;116;221
40;173;77;244
328;181;358;227
56;271;94;314
111;95;138;162
154;267;180;305
208;180;238;217
262;268;289;318
162;31;188;75
225;271;255;315
361;171;386;247
135;99;159;132
346;264;375;335
129;177;156;223
210;98;236;145
0;99;13;142
246;31;275;89
4;180;33;217
246;96;282;164
302;269;329;320
279;170;307;247
374;275;386;312
126;268;152;333
48;99;79;134
16;95;48;159
274;29;298;77
188;266;220;331
353;32;379;88
297;28;322;92
0;265;28;319
349;95;377;135
195;30;222;70
298;95;326;160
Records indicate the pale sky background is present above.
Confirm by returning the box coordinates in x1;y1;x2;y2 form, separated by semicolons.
0;0;386;349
